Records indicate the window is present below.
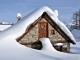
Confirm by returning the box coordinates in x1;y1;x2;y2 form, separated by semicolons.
51;29;55;35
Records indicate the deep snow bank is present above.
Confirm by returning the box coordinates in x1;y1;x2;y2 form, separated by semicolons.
39;38;80;60
40;38;56;51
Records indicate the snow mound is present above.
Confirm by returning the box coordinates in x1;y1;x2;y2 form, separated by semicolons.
53;10;58;16
40;38;56;51
40;38;80;60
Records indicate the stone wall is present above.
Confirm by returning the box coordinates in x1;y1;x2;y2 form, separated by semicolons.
49;23;70;53
18;18;70;52
49;24;65;42
18;24;38;46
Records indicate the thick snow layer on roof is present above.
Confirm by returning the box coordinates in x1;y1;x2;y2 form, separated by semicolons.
53;10;58;17
0;25;11;31
54;43;63;46
0;6;76;44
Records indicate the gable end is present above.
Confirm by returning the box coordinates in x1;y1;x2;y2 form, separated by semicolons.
42;12;75;44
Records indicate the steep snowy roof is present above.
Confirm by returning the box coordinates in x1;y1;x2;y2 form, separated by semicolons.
0;6;76;44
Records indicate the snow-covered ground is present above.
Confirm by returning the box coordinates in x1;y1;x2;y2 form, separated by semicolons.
0;6;80;60
0;36;80;60
0;25;11;31
0;21;12;31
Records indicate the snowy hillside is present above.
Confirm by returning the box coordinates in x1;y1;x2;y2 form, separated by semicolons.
0;21;13;25
0;21;12;31
0;25;11;31
0;6;80;60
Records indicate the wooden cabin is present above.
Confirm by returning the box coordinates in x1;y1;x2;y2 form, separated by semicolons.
16;12;75;53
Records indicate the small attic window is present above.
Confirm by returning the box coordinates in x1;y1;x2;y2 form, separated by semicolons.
51;29;55;35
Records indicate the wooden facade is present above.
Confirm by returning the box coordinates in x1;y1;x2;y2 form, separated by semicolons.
16;12;75;53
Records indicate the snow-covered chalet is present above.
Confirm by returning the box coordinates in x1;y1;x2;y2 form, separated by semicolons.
16;6;76;53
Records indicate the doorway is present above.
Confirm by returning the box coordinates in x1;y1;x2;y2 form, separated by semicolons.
38;22;48;38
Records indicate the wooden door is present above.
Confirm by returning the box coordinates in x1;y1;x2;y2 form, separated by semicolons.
38;22;48;38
